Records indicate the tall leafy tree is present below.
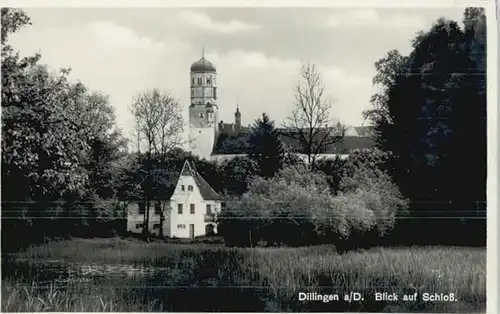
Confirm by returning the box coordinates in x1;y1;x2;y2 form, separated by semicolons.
363;8;486;244
248;113;285;178
1;8;127;245
365;10;486;202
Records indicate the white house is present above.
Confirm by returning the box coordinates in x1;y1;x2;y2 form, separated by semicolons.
126;160;223;238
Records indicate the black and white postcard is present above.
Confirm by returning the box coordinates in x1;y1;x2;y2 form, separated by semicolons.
1;0;497;313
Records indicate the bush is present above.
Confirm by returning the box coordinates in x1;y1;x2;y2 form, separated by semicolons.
219;165;333;246
219;150;409;250
336;148;409;248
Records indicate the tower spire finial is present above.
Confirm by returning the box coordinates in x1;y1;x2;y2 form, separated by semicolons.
202;45;205;59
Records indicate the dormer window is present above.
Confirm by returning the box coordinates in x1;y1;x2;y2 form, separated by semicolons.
188;185;194;191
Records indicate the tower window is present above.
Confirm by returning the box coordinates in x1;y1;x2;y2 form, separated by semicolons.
191;78;195;85
197;77;202;85
207;78;211;85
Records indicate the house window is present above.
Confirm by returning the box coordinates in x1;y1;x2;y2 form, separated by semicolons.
136;224;143;229
181;185;185;191
153;223;161;229
188;185;194;191
190;204;195;214
177;224;186;229
138;202;145;215
178;204;183;214
206;204;212;215
154;202;162;215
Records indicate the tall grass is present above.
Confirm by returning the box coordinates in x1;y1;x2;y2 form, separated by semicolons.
2;238;486;312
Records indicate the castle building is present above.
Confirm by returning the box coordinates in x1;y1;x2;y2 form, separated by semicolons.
127;53;376;239
187;52;376;162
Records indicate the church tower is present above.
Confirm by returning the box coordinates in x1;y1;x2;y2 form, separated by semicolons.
234;103;241;131
188;49;218;159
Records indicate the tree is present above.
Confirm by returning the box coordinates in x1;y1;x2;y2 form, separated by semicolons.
248;113;285;178
283;62;345;170
130;88;183;237
2;65;94;201
363;8;486;245
1;8;125;245
220;156;259;196
131;89;184;156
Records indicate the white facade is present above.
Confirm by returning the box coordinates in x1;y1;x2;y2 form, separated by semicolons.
126;201;171;236
168;171;221;238
126;160;222;238
188;127;217;162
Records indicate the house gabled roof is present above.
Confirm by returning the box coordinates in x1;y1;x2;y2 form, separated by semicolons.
179;160;222;201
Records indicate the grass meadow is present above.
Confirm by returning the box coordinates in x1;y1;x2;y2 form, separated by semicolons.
1;238;486;312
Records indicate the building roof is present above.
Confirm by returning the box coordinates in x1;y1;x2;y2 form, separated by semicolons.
179;160;222;201
353;126;375;137
212;130;375;155
190;57;216;73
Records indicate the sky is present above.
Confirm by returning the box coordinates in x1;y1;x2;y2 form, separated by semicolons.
9;6;466;141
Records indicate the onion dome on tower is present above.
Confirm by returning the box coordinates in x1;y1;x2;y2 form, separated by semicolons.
190;48;216;73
